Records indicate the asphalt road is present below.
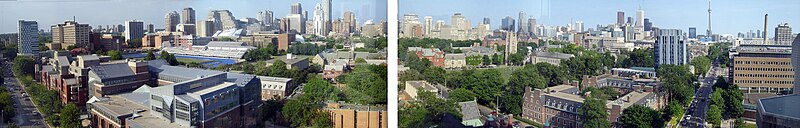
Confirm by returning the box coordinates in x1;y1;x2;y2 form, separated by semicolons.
3;60;47;128
681;61;722;128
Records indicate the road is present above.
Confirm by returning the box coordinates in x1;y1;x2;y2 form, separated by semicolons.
680;61;722;128
3;60;48;128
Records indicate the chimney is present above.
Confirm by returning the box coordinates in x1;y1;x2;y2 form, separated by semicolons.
287;53;294;59
764;14;769;44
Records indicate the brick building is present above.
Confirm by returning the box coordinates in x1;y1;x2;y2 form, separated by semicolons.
407;47;444;67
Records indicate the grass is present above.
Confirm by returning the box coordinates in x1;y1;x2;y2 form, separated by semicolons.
744;123;756;128
177;58;212;64
494;66;522;80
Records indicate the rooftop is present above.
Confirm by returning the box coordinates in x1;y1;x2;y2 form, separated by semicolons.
266;55;310;64
458;100;481;121
406;81;438;91
759;94;800;119
532;51;574;60
734;44;792;54
90;63;135;80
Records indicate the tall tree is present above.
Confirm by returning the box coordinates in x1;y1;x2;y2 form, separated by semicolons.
690;56;712;76
144;50;156;60
707;105;723;127
619;104;665;128
448;88;477;102
59;103;80;128
107;50;123;60
580;98;610;128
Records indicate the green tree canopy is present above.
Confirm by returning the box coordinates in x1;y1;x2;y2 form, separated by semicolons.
619;104;665;128
59;103;80;128
107;50;123;60
448;88;478;102
580;98;610;128
690;56;712;76
144;50;156;60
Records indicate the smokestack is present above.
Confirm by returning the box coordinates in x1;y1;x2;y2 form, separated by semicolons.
765;14;769;44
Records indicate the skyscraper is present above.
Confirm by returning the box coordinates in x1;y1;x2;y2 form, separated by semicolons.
17;20;38;56
451;13;467;30
147;24;154;33
483;17;491;25
518;11;528;34
258;10;274;26
291;3;302;14
574;21;584;32
181;7;196;24
775;23;793;45
617;11;625;25
313;4;325;36
52;21;91;50
165;11;180;32
501;16;515;32
207;10;237;30
343;11;355;34
528;18;537;36
124;20;144;41
655;29;688;68
644;18;652;31
196;20;215;37
689;27;697;39
287;14;305;34
322;0;332;36
636;9;645;28
424;16;433;36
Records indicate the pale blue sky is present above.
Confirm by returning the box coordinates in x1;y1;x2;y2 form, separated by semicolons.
400;0;800;36
0;0;387;33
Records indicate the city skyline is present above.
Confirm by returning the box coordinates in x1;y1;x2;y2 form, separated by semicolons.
400;0;800;36
0;0;387;33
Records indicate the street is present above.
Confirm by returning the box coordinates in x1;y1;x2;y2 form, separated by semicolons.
3;60;47;128
680;61;722;128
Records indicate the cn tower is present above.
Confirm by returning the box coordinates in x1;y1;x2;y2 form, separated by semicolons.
707;0;712;38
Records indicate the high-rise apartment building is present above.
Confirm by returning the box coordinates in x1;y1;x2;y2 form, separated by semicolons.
17;20;39;56
451;13;467;31
208;10;238;30
689;27;697;39
196;20;215;37
291;3;302;14
124;20;144;41
52;21;91;50
258;10;274;26
501;16;515;32
793;34;800;94
181;7;196;24
654;29;688;67
322;0;332;36
165;11;180;32
528;18;537;35
424;16;432;36
775;23;793;45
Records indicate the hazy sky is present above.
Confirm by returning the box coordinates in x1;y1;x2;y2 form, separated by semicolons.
400;0;800;36
0;0;387;33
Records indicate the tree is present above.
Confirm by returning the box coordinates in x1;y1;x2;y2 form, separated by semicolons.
508;66;547;90
707;105;723;127
261;98;283;122
422;66;446;85
303;77;340;102
59;103;80;128
282;97;317;127
466;55;482;66
691;56;712;76
399;91;459;127
619;104;665;128
734;118;746;128
159;51;180;66
355;58;367;64
338;64;387;104
448;88;477;102
288;43;323;55
531;63;570;87
12;56;35;76
144;50;156;60
580;98;610;128
482;55;491;65
268;60;288;77
620;48;655;68
127;38;142;48
710;88;725;107
2;45;18;60
664;101;685;118
491;53;502;65
107;50;123;60
724;85;745;118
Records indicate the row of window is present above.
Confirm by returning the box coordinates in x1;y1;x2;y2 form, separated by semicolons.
734;80;794;85
734;60;790;66
734;67;794;72
734;73;794;78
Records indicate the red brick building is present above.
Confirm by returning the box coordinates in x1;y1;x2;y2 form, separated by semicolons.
408;47;445;67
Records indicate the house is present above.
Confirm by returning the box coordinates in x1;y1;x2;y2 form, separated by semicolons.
266;54;310;70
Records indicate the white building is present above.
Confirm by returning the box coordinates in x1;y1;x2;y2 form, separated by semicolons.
313;4;325;36
17;20;38;56
654;29;688;67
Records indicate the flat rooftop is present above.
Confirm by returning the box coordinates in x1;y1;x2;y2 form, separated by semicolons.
759;94;800;119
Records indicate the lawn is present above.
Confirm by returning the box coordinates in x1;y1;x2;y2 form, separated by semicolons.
177;58;212;64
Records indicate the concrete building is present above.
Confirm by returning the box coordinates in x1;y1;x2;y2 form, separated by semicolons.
181;7;196;24
124;20;144;41
730;44;794;93
176;24;196;36
258;76;295;100
165;11;180;32
529;51;574;66
774;23;793;45
325;102;388;128
257;10;274;26
756;94;800;128
403;81;439;100
207;10;238;30
52;21;91;50
424;16;433;37
17;20;39;56
313;4;325;36
161;41;254;59
90;33;124;52
611;67;657;78
88;60;263;128
654;29;688;68
617;11;625;25
322;0;332;36
286;14;305;34
518;11;528;34
196;20;215;37
689;27;697;39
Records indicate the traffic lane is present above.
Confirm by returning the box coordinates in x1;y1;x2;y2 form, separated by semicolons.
7;75;46;127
